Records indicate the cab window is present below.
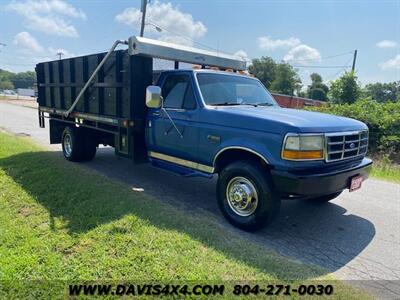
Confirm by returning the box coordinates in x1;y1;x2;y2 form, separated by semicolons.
162;74;196;109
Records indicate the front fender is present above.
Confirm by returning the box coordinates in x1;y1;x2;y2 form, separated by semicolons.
211;137;280;169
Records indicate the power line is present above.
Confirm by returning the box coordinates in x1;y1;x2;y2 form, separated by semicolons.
145;18;224;53
324;56;353;82
325;68;346;82
284;50;353;62
292;65;352;68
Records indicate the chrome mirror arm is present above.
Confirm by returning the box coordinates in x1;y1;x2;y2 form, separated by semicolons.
160;96;183;138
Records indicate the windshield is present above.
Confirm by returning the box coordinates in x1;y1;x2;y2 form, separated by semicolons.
196;73;278;107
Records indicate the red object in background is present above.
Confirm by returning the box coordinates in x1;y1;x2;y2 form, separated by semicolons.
271;93;326;109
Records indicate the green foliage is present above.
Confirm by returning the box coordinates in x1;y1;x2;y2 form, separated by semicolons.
249;57;301;95
307;73;329;101
297;90;307;98
11;71;36;89
307;99;400;156
362;81;399;103
248;57;276;89
370;156;400;183
270;63;302;96
308;88;327;101
329;71;361;104
0;69;36;90
0;80;14;90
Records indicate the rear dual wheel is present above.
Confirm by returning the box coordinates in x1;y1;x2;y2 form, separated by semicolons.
62;127;97;162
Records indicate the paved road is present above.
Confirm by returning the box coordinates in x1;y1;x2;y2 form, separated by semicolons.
1;102;399;298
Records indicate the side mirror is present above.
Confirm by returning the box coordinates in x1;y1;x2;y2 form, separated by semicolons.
146;85;162;108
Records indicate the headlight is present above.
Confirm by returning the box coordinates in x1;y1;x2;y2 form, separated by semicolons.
282;134;324;160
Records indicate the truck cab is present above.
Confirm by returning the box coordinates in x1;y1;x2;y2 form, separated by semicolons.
144;68;372;230
36;36;372;231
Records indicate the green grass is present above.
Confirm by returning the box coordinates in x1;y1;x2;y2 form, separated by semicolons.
0;132;369;299
371;159;400;183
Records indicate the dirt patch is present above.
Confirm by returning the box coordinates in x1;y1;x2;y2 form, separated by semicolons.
5;98;38;109
15;132;31;137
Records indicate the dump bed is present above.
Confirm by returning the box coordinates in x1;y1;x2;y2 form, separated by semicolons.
36;36;245;125
35;36;246;163
36;50;153;125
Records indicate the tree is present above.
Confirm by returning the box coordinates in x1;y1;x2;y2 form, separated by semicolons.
0;69;36;90
248;57;302;95
307;73;329;101
11;71;36;89
248;56;276;89
362;81;399;102
270;63;302;96
329;71;361;104
0;80;14;90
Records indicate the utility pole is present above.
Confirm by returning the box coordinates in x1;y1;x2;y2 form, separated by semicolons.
351;49;357;72
140;0;148;37
57;51;64;60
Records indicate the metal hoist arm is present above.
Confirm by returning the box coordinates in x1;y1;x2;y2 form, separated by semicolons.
64;39;128;117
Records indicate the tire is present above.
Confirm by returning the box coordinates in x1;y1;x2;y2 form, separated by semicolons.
82;133;97;161
62;127;96;162
217;160;281;231
308;191;342;203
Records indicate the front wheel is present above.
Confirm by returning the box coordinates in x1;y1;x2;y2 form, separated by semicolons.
217;161;281;231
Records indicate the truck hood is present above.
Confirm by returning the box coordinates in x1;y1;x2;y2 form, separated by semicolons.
209;106;368;133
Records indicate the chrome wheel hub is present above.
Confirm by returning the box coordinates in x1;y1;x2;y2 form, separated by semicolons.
226;176;258;217
64;134;72;157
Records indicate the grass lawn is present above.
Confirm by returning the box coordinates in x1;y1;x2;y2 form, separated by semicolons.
0;132;369;299
370;159;400;183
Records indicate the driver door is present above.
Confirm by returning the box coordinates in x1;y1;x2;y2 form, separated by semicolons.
146;73;199;162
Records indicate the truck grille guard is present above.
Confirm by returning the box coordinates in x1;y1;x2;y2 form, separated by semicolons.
325;130;368;162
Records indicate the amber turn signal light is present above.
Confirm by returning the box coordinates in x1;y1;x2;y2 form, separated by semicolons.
282;150;323;160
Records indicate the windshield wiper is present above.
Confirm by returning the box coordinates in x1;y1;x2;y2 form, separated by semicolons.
254;102;275;106
211;102;242;106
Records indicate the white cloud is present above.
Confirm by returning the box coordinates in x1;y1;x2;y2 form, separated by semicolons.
258;36;301;51
283;44;321;63
7;0;86;19
26;16;79;37
115;1;207;46
157;35;193;47
234;49;250;62
379;54;400;70
376;40;398;49
6;0;85;37
13;31;43;53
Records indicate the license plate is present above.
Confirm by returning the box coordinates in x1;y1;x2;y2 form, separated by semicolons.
349;175;363;192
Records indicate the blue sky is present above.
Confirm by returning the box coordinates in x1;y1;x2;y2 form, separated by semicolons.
0;0;399;87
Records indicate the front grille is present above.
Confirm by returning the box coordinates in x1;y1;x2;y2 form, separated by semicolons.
326;131;368;162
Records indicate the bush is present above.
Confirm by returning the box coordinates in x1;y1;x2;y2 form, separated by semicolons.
306;99;400;157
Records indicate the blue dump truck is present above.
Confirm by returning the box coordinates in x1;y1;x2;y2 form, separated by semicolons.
36;36;372;230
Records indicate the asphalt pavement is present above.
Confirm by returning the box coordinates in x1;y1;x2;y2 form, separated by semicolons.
1;101;399;299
